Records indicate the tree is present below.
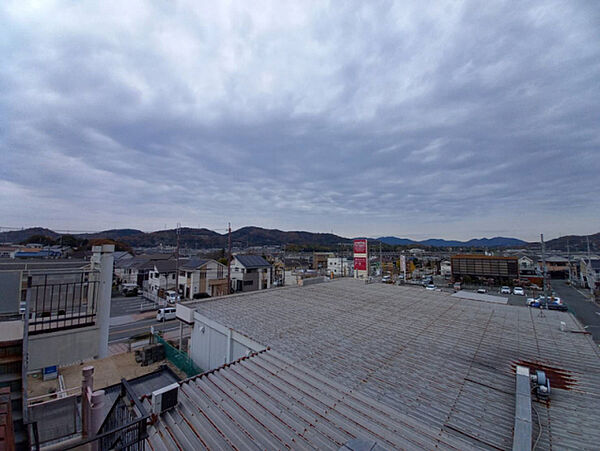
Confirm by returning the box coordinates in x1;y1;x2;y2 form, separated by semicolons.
21;235;56;246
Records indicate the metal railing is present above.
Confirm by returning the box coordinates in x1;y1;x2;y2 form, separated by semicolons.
62;379;149;451
27;270;100;334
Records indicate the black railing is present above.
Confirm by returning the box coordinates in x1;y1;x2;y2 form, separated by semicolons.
28;270;99;334
62;379;149;451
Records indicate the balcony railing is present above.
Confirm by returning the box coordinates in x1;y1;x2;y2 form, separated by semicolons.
26;270;100;335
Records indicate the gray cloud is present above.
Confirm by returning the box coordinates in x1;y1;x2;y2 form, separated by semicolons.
1;0;599;240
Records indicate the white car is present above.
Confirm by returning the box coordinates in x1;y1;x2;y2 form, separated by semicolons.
513;287;525;296
476;288;487;294
157;307;176;322
165;290;181;304
425;284;436;291
500;286;511;294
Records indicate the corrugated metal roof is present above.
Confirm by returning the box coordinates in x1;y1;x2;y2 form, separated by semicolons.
145;350;481;450
451;290;508;304
182;279;600;450
235;255;271;268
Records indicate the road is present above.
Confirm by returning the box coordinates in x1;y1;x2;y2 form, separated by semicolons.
109;294;178;343
109;316;179;343
111;294;152;317
550;280;600;343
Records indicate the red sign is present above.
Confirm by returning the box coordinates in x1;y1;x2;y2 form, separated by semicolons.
353;239;367;254
354;257;367;270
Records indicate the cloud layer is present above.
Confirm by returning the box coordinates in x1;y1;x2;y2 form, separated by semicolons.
1;1;599;240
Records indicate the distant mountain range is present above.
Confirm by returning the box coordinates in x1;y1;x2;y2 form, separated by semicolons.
376;236;528;248
1;227;597;252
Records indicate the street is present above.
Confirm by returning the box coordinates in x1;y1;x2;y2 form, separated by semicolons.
550;280;600;343
109;316;179;343
110;294;152;317
109;294;178;343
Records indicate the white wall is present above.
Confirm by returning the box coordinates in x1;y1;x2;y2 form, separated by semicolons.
188;312;266;371
28;325;100;370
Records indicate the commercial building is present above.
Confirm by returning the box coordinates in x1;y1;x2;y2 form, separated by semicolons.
312;251;334;270
169;279;600;450
327;256;353;277
538;256;570;279
451;254;519;283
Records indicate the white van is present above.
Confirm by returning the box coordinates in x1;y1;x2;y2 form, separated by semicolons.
157;307;176;322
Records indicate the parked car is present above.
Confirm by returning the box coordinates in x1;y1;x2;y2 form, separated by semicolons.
476;288;487;294
381;275;392;284
121;283;139;297
527;296;567;311
157;307;176;322
513;287;525;296
453;282;462;291
425;284;436;291
500;286;511;294
165;290;181;304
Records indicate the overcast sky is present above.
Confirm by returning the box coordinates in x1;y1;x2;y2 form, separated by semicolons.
1;1;599;241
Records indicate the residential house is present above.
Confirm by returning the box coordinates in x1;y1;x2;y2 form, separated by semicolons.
178;258;228;299
114;253;171;289
148;259;184;294
518;256;535;271
581;258;600;292
230;255;272;292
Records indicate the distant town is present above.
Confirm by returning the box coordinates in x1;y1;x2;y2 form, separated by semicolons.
1;226;599;449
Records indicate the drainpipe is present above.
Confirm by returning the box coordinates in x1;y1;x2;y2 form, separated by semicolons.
96;245;115;359
90;390;106;451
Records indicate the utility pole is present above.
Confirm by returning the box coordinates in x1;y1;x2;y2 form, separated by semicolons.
587;236;593;296
567;239;571;284
175;223;180;293
227;223;232;295
379;241;382;277
541;233;548;301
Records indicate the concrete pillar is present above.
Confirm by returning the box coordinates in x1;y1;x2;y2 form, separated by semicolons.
96;245;115;359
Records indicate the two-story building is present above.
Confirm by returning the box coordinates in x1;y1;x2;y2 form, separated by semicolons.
327;257;353;277
148;259;183;294
230;255;272;292
538;256;569;279
178;258;228;299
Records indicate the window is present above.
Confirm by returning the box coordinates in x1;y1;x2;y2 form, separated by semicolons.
244;280;253;286
172;274;176;280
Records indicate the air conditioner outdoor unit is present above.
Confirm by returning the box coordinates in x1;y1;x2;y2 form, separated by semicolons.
151;383;179;415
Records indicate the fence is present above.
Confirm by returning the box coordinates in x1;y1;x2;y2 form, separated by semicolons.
27;270;100;334
154;333;202;377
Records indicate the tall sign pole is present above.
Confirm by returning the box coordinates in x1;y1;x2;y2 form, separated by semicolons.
353;239;368;279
